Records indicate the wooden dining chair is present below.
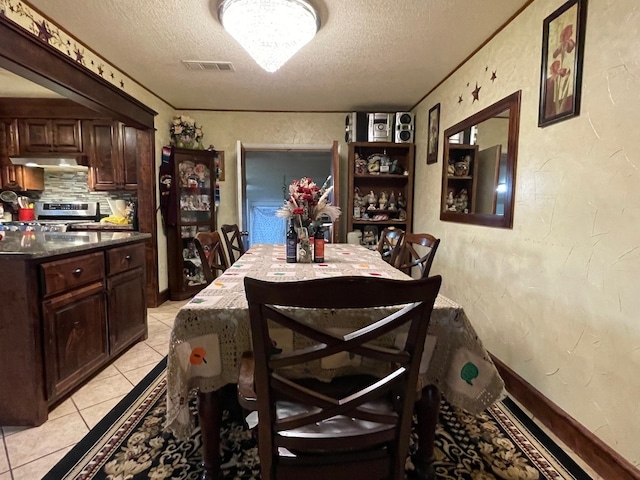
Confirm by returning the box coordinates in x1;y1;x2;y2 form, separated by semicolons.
393;232;440;279
376;227;405;265
239;275;442;480
221;223;246;264
194;231;229;284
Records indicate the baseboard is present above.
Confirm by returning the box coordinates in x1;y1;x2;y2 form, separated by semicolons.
490;354;640;480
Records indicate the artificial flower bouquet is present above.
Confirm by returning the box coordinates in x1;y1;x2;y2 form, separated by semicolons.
276;176;341;228
170;115;203;147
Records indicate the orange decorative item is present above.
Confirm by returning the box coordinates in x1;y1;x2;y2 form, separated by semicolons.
189;347;207;365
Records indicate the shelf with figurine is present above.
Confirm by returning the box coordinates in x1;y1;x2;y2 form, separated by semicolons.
444;143;478;214
347;142;415;239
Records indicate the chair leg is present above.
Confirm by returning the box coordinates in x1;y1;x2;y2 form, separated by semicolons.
198;389;222;480
414;384;440;480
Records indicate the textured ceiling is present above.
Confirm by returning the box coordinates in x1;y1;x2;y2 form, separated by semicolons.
23;0;530;112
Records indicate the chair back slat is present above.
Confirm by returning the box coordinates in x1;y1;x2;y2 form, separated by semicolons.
376;227;405;265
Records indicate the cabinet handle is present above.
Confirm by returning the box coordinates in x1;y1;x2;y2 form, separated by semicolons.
72;268;83;276
125;255;132;261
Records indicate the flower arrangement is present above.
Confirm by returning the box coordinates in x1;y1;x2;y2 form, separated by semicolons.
170;115;203;147
276;176;341;227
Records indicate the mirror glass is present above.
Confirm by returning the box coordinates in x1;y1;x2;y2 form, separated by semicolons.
440;91;521;228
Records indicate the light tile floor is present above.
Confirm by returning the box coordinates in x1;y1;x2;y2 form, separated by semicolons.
0;299;604;480
0;299;188;480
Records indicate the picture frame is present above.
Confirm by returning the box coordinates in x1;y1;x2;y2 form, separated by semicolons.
538;0;587;127
427;103;440;164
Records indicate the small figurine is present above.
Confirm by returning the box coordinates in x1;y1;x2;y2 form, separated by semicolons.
367;156;380;173
397;192;407;209
446;191;455;209
366;190;377;210
355;152;367;175
378;191;388;210
454;188;469;212
388;191;397;211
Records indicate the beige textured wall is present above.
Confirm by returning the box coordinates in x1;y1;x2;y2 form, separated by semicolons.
412;0;640;465
173;111;347;229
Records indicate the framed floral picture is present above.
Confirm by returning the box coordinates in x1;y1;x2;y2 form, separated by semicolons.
427;103;440;164
538;0;587;127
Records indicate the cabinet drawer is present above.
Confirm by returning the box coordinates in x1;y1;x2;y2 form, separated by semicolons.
41;252;105;297
107;243;145;276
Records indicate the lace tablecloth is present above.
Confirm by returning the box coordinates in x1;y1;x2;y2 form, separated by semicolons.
166;243;505;440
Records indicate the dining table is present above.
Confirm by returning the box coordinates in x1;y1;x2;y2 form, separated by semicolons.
165;243;505;479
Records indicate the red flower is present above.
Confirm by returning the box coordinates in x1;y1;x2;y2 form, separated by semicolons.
549;60;569;77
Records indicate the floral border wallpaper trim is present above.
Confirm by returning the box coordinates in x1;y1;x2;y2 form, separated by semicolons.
0;0;129;91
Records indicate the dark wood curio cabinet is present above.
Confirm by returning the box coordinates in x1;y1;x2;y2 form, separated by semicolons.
167;147;221;300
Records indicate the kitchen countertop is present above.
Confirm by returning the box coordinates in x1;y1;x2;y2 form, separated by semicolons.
0;231;151;258
67;222;135;231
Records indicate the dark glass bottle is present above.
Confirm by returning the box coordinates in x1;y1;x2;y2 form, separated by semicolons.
286;219;298;263
313;226;325;263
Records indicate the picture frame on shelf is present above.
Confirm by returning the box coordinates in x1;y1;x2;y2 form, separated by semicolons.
538;0;587;127
427;103;440;164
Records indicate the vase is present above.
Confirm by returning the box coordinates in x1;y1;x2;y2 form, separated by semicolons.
184;140;194;149
297;226;313;263
197;140;205;150
176;139;185;148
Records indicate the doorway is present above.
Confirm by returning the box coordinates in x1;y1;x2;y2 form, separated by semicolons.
236;142;339;249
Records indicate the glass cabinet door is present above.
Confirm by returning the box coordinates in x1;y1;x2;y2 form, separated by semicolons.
180;225;211;287
177;157;212;224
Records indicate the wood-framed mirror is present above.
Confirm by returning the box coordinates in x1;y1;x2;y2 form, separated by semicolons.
440;90;521;228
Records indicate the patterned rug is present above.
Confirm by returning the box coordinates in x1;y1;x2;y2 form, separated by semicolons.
45;358;591;480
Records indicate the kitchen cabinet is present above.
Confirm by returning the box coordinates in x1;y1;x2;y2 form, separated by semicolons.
166;147;219;300
347;142;415;247
1;164;44;191
0;234;148;426
84;120;138;191
42;282;109;401
106;243;147;356
18;118;83;154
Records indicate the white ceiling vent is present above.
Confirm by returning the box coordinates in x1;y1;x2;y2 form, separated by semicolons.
182;60;235;72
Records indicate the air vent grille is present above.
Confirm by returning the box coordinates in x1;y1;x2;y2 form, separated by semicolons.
182;60;235;72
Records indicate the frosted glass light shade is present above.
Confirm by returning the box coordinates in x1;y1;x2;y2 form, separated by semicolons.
219;0;319;73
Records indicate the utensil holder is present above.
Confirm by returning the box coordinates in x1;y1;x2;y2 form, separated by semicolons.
18;208;35;221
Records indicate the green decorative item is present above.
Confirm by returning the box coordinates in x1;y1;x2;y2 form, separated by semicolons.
197;139;205;150
184;140;194;149
460;361;479;385
176;139;185;148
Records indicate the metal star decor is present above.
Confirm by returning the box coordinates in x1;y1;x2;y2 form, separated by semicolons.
472;83;481;102
491;71;497;82
458;95;463;104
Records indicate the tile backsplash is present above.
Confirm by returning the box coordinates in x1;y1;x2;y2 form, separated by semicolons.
35;170;135;216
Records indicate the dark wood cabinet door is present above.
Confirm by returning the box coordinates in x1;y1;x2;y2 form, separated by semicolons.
107;267;147;356
85;120;120;190
121;125;138;189
18;119;51;153
42;282;108;401
51;119;82;152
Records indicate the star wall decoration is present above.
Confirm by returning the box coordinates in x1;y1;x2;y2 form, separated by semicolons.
491;71;497;82
35;20;53;43
472;83;481;102
458;95;463;104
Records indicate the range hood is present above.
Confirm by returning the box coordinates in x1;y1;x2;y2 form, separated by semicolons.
10;156;88;170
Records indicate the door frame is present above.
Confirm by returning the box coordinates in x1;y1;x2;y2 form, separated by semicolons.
236;141;340;243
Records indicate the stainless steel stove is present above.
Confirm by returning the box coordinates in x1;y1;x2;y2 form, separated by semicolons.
0;202;101;232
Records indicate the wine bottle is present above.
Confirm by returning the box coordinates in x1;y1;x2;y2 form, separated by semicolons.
313;226;325;263
286;219;298;263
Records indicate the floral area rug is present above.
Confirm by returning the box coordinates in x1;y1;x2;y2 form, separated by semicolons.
45;357;591;480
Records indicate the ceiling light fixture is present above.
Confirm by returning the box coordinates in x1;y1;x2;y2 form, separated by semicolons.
218;0;320;73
